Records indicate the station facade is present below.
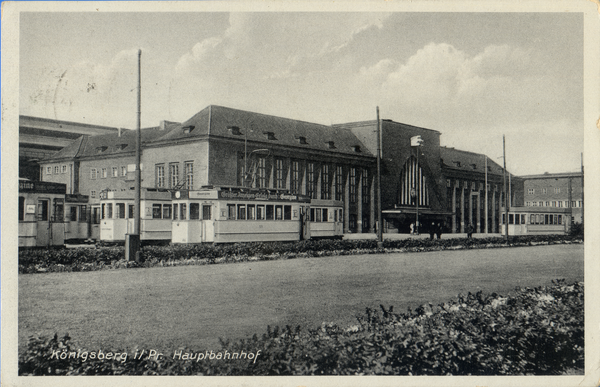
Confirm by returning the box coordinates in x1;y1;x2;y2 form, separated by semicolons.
39;105;518;234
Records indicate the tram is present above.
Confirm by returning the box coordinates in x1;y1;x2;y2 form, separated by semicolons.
171;187;312;244
502;207;571;236
308;199;344;239
98;188;173;244
18;179;67;247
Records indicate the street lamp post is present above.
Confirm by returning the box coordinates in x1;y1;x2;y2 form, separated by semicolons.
411;135;424;234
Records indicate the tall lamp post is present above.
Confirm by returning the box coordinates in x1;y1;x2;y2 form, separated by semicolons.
410;135;424;234
376;107;383;248
126;49;142;262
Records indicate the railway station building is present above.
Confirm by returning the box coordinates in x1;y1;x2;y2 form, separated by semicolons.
39;105;518;234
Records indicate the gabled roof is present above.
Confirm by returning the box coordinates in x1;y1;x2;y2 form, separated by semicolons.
42;125;178;162
153;105;374;157
440;147;508;176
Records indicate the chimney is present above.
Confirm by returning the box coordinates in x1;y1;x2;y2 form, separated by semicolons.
159;120;167;130
118;127;122;137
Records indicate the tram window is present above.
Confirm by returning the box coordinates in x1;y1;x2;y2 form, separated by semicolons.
257;205;265;220
180;204;187;220
117;203;126;219
173;204;178;220
310;208;315;222
101;203;106;219
275;205;283;220
515;214;520;225
521;214;525;224
315;208;322;222
322;208;328;222
238;204;246;220
163;204;172;219
284;205;291;220
530;214;534;224
508;214;514;224
558;215;562;224
54;200;64;221
78;205;87;221
38;200;49;221
70;206;78;221
152;204;162;219
19;196;25;221
228;204;236;220
92;207;100;224
128;205;135;219
266;205;274;220
203;205;212;220
334;209;337;222
247;205;256;220
544;215;548;225
107;203;113;219
190;203;200;220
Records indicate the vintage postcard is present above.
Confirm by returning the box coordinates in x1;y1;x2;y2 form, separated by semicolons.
2;1;599;386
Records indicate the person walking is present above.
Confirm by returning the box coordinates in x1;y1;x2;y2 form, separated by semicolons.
466;223;474;239
429;222;436;240
436;223;443;239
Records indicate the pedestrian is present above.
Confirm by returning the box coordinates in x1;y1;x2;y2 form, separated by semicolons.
436;223;443;239
429;222;435;240
409;222;414;235
466;223;474;239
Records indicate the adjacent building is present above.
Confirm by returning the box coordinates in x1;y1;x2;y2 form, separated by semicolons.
38;105;519;234
19;115;121;181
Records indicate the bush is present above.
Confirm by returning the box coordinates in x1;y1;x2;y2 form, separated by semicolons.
19;234;582;274
19;280;583;376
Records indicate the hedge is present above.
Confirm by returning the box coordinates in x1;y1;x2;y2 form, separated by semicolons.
18;280;584;376
19;234;583;274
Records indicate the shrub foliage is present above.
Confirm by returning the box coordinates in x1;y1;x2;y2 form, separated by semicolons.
19;280;583;376
19;235;582;274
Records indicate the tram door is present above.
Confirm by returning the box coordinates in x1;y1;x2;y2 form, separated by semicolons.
36;199;50;246
201;204;214;243
90;205;101;241
300;206;311;240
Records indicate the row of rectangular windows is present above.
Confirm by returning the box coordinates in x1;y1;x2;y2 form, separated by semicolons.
502;213;565;225
155;162;194;190
527;188;577;194
251;157;369;203
90;166;128;179
524;201;582;208
45;165;69;175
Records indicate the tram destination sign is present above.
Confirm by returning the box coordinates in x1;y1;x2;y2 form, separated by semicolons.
218;190;310;203
19;180;66;194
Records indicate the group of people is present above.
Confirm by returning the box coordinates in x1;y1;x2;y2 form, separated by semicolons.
409;221;475;239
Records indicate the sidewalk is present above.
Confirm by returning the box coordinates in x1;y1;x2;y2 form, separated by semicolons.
343;232;503;240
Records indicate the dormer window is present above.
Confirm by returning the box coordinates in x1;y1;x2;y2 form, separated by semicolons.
182;125;195;134
352;145;361;153
295;136;307;144
96;146;108;154
228;126;242;135
263;131;277;140
116;144;128;151
327;141;336;149
453;161;461;167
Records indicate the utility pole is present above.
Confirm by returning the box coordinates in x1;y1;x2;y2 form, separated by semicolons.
503;135;508;241
126;49;141;262
376;107;383;248
581;152;584;229
484;155;488;234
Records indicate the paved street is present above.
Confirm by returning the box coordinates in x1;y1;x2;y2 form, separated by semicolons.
19;244;583;353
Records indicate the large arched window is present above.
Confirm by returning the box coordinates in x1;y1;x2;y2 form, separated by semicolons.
399;157;429;207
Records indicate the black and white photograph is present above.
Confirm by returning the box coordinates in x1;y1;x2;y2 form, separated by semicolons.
2;1;599;386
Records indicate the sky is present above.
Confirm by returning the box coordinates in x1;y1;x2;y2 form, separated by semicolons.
19;11;584;175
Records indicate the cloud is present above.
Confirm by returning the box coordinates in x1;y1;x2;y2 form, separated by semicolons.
353;42;567;130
